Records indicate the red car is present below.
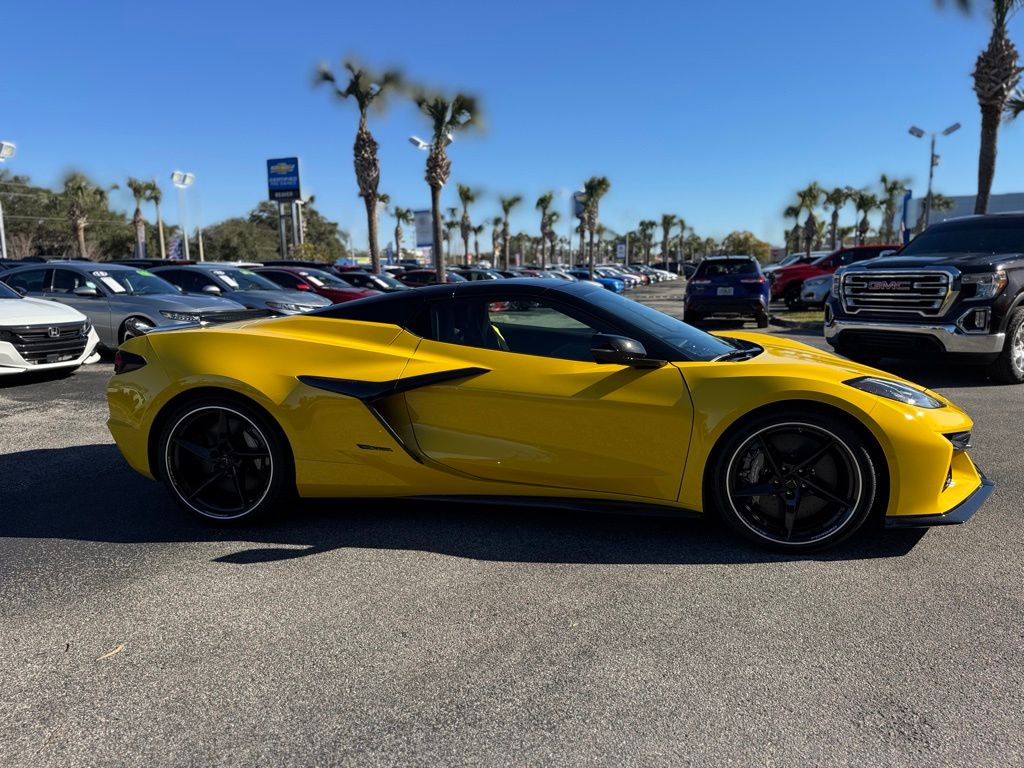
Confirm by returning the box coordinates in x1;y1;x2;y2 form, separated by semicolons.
770;245;897;309
254;266;381;303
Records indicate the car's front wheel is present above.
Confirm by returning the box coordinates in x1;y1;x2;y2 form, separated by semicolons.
710;411;878;552
157;397;290;522
989;307;1024;384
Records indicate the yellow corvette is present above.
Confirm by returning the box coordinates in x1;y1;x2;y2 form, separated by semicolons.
106;279;993;551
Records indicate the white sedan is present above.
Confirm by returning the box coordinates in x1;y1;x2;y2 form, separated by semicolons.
0;280;100;376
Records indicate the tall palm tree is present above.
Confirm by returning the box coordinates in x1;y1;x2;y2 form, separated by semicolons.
535;192;554;267
126;177;152;258
823;187;849;251
783;204;802;254
62;173;117;259
659;214;677;266
674;217;688;271
851;189;880;245
413;90;480;282
444;207;460;261
795;183;823;257
582;176;611;278
879;174;909;242
544;210;561;265
472;223;485;261
638;220;657;263
914;192;955;232
490;216;503;264
940;0;1024;213
315;59;402;274
393;206;414;263
499;195;522;270
457;184;477;264
148;180;167;259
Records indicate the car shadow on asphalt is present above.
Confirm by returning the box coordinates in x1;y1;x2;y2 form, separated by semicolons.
0;444;926;566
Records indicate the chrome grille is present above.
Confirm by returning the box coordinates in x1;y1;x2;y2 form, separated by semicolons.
841;271;954;316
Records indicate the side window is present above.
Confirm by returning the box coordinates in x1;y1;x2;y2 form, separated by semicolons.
430;297;616;362
51;269;98;294
5;269;50;293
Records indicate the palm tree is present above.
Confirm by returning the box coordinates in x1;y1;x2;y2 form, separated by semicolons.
490;216;502;264
941;0;1024;213
499;195;522;270
126;177;152;258
315;59;402;274
914;192;955;232
822;187;848;251
444;207;460;262
674;217;688;271
795;183;823;257
851;189;880;245
582;176;611;278
535;192;554;266
413;90;480;282
638;220;657;263
457;184;477;264
147;180;167;259
879;174;909;242
393;206;414;262
545;210;560;265
783;204;802;254
62;173;117;259
659;214;677;266
472;223;485;261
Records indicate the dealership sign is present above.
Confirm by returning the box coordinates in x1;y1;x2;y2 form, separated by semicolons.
413;210;433;248
267;157;301;202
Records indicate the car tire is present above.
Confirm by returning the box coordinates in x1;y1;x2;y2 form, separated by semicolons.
710;410;878;552
989;307;1024;384
756;312;770;329
784;285;806;311
156;396;292;523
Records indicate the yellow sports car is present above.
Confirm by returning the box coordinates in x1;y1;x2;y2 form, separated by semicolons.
107;279;993;552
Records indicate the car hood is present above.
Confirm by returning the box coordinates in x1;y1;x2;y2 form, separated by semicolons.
113;293;249;311
224;289;332;307
0;296;86;325
851;253;1011;271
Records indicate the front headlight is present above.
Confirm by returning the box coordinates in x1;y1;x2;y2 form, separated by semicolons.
845;376;944;409
832;273;842;296
962;270;1007;299
159;310;201;322
266;301;301;313
80;320;93;337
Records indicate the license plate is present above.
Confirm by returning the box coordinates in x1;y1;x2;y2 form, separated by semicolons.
717;287;734;296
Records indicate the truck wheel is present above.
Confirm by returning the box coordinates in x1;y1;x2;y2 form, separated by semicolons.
989;307;1024;384
784;285;806;311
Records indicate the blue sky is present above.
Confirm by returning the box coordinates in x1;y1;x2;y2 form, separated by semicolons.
4;0;1024;248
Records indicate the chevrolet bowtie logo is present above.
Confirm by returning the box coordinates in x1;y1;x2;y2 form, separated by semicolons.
269;162;295;175
867;280;911;291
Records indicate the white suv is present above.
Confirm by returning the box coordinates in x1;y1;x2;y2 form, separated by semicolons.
0;279;100;376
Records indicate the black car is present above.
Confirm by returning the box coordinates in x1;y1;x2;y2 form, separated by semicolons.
826;214;1024;383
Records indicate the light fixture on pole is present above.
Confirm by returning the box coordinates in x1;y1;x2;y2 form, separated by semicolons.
171;170;195;261
0;141;16;262
908;123;960;229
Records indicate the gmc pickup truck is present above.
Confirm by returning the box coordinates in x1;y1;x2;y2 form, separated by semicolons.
825;214;1024;384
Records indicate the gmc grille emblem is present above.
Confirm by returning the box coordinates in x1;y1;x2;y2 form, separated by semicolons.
867;280;911;291
47;327;60;338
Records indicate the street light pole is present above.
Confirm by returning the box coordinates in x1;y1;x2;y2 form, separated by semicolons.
909;123;960;230
0;141;17;261
171;170;195;261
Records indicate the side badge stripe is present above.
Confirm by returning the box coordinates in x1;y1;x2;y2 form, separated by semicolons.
298;367;490;403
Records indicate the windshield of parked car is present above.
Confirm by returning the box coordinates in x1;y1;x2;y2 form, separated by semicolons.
96;269;180;295
0;281;20;299
694;259;758;277
296;268;348;288
212;268;281;291
583;288;736;361
900;221;1024;255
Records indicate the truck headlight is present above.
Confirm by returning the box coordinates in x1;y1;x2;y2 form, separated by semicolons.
844;376;944;409
962;269;1007;299
832;273;841;296
160;310;201;322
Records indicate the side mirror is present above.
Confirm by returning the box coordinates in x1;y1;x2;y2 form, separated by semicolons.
591;333;665;368
73;286;100;297
878;249;896;258
201;284;222;294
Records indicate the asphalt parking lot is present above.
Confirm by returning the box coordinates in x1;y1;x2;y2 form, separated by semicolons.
2;283;1022;767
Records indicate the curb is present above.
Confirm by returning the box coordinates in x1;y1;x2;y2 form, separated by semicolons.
769;316;823;331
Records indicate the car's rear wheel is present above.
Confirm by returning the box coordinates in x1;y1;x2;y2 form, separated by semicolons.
157;398;289;522
989;307;1024;384
684;309;702;325
755;311;770;329
711;412;877;552
783;284;806;311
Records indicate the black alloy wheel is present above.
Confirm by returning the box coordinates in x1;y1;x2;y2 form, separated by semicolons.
712;414;877;551
783;285;806;311
158;400;288;521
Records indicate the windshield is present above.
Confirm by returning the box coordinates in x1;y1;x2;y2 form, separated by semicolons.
901;221;1024;255
297;268;347;288
0;281;20;299
584;288;736;361
212;268;281;291
96;269;180;295
368;273;406;289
